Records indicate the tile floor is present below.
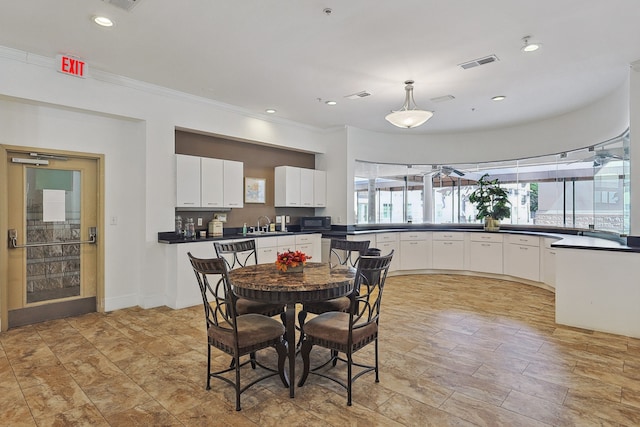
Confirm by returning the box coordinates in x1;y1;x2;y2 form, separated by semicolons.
2;274;640;426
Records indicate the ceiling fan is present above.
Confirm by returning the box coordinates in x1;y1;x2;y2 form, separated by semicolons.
570;146;627;167
430;165;466;178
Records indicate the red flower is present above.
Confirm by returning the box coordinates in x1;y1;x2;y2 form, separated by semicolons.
275;250;311;272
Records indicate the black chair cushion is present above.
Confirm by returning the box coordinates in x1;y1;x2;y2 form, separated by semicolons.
208;314;285;350
304;311;377;347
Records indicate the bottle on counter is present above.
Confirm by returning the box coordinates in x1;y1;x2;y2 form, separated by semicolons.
242;223;247;236
185;218;195;239
175;215;183;236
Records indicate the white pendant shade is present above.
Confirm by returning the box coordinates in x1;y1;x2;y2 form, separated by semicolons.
385;80;433;129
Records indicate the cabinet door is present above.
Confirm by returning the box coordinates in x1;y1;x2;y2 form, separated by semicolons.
296;233;321;261
176;154;201;207
506;244;540;281
200;157;224;208
432;240;464;270
543;248;556;287
376;241;399;272
300;168;314;207
223;159;244;208
275;166;301;207
313;170;326;207
400;240;429;270
468;241;503;274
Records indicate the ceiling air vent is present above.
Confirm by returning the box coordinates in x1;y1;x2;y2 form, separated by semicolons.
430;95;455;103
459;54;499;70
101;0;144;11
345;91;372;100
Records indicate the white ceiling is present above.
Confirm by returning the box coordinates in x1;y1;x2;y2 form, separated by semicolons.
2;0;640;134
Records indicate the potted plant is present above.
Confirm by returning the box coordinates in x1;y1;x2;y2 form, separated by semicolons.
468;174;511;231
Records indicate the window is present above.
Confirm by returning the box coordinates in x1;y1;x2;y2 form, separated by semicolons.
354;131;629;235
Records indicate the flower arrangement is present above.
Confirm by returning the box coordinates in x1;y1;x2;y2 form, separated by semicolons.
275;250;310;272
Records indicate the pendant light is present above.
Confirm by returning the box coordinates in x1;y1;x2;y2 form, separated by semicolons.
385;80;433;128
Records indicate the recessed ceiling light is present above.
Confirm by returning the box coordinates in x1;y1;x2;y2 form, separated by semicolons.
325;100;337;106
492;95;506;101
92;15;114;27
521;36;541;52
265;109;276;114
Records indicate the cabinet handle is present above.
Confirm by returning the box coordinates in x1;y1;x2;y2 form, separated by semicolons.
410;242;417;245
520;246;528;250
482;243;490;247
481;236;491;240
549;251;556;255
206;202;220;206
182;202;196;205
444;242;452;245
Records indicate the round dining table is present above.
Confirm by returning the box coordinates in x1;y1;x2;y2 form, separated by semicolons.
228;262;356;398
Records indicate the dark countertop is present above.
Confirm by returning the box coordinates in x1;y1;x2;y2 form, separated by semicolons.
158;230;318;244
322;224;638;253
159;225;638;253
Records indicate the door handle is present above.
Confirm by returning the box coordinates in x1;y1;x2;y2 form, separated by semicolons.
8;227;97;248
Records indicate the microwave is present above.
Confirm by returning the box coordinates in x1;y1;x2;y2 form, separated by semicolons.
300;216;332;232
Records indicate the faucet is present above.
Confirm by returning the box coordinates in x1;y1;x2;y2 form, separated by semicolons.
257;216;271;232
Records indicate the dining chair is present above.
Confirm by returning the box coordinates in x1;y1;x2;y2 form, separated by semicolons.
214;240;285;318
297;250;394;406
187;252;288;411
296;239;370;347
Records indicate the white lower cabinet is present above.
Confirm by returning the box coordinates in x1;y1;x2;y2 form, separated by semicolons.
375;233;399;272
432;232;464;270
255;234;319;265
468;233;503;274
542;238;558;287
505;235;540;282
295;233;321;262
170;241;216;309
400;232;432;270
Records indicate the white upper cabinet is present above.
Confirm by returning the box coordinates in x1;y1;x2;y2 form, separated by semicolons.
275;166;301;207
176;154;202;207
200;157;224;208
275;166;326;207
299;168;314;207
313;170;326;207
177;155;243;208
221;159;243;208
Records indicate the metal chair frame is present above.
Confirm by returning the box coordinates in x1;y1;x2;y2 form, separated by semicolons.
298;251;394;406
188;253;288;411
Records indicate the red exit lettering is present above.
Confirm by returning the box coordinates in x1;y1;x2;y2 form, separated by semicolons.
57;55;87;78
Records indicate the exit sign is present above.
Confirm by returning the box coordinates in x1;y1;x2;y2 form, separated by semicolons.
56;55;87;78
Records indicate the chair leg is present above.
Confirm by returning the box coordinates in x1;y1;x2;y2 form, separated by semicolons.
347;351;353;406
250;352;257;369
276;339;289;388
331;349;339;366
206;345;212;390
375;338;380;382
297;339;313;387
297;310;308;348
234;354;241;411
